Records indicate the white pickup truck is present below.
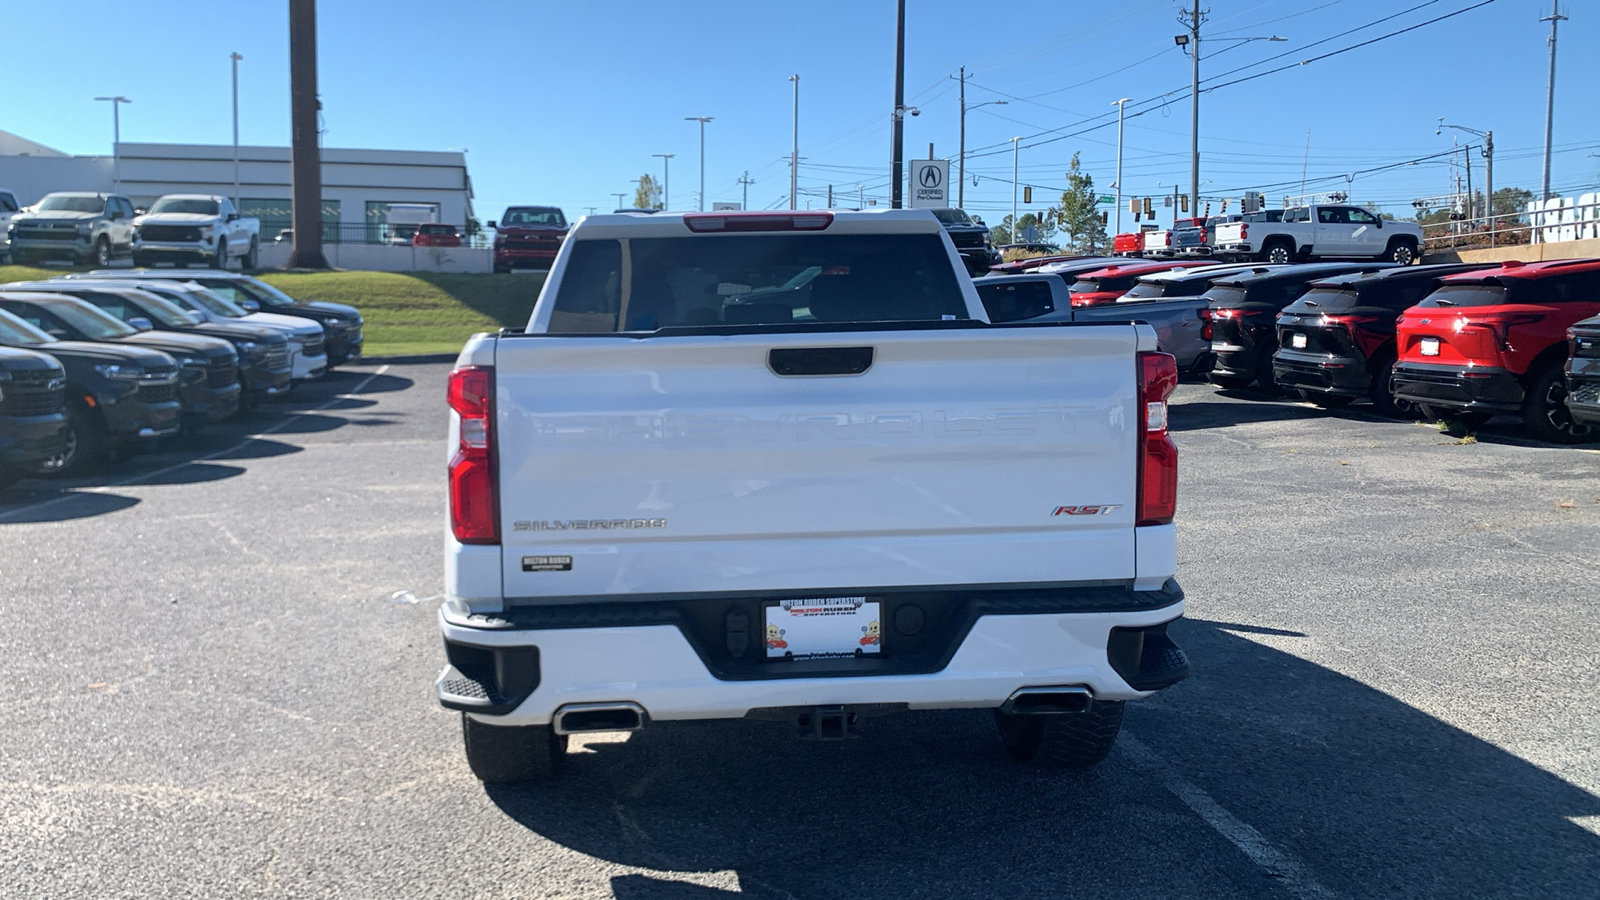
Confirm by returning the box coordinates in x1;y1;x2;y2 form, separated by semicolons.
132;194;260;269
1212;203;1422;266
437;209;1189;783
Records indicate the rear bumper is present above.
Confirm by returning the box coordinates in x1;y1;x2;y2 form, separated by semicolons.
1210;343;1262;380
1273;349;1371;396
0;413;69;466
1565;355;1600;426
437;580;1187;724
1391;362;1523;412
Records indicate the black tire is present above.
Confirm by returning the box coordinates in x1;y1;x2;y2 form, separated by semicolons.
461;714;566;784
1386;239;1418;266
995;700;1125;770
244;237;259;270
1521;361;1594;444
37;407;104;478
1299;390;1354;408
1367;354;1415;418
1261;240;1294;265
212;239;228;270
93;236;112;268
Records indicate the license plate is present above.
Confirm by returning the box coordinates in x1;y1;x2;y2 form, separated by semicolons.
1290;333;1307;349
1421;337;1440;356
764;597;881;660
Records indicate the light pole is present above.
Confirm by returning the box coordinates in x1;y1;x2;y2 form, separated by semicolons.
94;96;131;191
1176;9;1285;218
1540;0;1566;201
958;78;1007;208
685;116;713;211
230;52;243;209
890;0;906;208
1438;120;1495;246
612;193;627;211
652;153;673;210
738;171;755;211
1010;136;1022;241
789;74;800;210
1113;97;1131;235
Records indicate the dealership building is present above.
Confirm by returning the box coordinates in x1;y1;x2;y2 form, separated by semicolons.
0;129;474;241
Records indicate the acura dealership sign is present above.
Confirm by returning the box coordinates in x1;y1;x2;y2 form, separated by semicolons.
908;159;949;209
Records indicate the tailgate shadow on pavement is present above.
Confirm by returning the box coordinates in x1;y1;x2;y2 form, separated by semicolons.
483;618;1600;899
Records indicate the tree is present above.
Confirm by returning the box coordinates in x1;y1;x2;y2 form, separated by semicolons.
989;212;1055;246
1050;153;1107;253
633;174;663;210
1491;187;1534;220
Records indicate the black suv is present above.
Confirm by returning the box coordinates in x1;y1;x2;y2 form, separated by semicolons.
1206;262;1397;390
1568;315;1600;429
82;271;364;367
0;309;180;475
38;283;293;409
0;292;241;431
1272;263;1495;414
0;346;68;490
930;209;1000;276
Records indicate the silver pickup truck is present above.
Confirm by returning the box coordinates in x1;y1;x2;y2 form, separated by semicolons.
975;262;1275;374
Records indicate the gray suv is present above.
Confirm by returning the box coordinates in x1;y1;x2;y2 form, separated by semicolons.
7;192;136;267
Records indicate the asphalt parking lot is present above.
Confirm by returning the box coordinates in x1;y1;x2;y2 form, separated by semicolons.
1;363;1597;899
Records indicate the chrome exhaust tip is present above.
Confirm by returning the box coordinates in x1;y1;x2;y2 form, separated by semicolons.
999;686;1093;715
553;702;648;735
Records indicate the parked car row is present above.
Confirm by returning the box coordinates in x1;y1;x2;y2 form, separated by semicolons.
3;191;261;269
975;256;1600;444
0;270;365;487
1103;204;1422;266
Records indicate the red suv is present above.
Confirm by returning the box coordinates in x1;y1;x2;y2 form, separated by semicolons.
491;206;568;273
413;223;462;247
1066;261;1210;307
1391;259;1600;442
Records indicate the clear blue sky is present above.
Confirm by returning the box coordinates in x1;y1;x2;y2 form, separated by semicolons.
3;0;1597;229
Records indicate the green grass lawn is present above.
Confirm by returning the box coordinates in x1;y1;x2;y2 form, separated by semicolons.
0;264;546;358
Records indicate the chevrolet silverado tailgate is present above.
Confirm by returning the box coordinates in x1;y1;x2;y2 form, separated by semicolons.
492;325;1143;599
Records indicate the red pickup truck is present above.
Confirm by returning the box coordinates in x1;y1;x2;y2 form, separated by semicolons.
491;206;568;273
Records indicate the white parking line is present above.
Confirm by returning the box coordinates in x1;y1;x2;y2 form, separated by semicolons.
0;365;392;524
1121;733;1337;900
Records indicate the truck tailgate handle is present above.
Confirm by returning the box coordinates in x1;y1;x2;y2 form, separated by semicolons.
768;346;874;376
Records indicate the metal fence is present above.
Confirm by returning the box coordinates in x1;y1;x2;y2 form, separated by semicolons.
1420;209;1533;253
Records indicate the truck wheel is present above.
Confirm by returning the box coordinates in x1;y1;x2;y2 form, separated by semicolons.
93;236;112;268
461;714;566;784
1521;361;1594;444
37;407;104;478
244;237;259;269
212;239;228;270
995;700;1125;770
1386;239;1418;266
1261;240;1294;265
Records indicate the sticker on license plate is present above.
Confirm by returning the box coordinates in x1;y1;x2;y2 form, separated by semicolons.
1421;337;1440;356
1291;333;1307;349
764;597;881;660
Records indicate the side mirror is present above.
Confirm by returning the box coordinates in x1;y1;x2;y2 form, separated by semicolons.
226;212;239;222
486;220;497;230
238;299;260;313
185;310;205;325
134;207;147;215
128;317;153;332
1375;219;1383;228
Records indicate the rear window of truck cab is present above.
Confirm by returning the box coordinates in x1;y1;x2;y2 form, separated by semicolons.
544;234;970;332
977;280;1054;323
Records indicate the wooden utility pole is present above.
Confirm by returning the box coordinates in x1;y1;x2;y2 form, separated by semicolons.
287;0;329;269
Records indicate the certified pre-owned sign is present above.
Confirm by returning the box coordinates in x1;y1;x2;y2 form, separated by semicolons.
908;159;949;208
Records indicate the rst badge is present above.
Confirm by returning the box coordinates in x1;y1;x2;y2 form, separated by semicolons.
1052;505;1120;516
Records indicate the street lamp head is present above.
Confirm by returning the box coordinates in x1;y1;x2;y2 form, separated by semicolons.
230;52;243;61
685;116;713;124
1113;97;1133;106
1267;36;1287;42
94;96;131;103
1173;34;1190;47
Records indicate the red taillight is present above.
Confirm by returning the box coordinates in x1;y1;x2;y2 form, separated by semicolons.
1164;233;1173;246
1478;312;1544;350
1197;307;1214;341
684;212;833;232
1239;224;1248;240
447;365;498;545
1137;352;1179;527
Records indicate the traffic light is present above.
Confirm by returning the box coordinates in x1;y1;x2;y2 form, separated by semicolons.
1143;197;1153;217
1023;186;1032;204
1130;198;1141;215
1100;211;1108;226
1222;198;1228;213
1180;194;1189;213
